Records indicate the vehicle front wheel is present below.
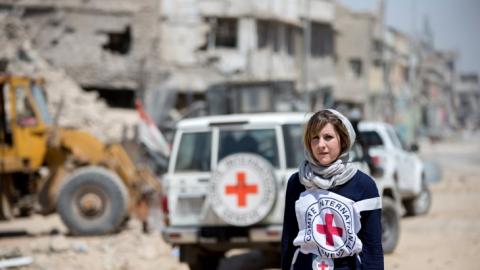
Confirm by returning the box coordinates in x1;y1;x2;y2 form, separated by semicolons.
57;166;129;235
381;197;400;254
404;178;432;216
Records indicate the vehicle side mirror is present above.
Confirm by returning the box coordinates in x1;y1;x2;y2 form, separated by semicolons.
410;143;419;152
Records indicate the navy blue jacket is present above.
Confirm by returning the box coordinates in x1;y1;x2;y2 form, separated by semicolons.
281;171;384;270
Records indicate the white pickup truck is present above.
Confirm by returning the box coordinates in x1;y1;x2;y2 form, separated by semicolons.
160;113;401;269
358;121;432;216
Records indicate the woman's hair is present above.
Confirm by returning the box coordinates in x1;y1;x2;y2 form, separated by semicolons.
303;110;350;158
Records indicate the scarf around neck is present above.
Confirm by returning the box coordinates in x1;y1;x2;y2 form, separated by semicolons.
298;109;358;190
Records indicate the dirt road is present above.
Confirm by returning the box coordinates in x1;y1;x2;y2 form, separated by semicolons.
384;133;480;269
1;133;479;269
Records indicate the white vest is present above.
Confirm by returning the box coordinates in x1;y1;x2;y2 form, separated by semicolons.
293;188;381;259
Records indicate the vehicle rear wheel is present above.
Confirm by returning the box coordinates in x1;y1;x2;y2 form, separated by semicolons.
404;178;431;216
57;166;128;235
381;197;400;254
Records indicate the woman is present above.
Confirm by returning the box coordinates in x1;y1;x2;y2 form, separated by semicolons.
281;109;383;270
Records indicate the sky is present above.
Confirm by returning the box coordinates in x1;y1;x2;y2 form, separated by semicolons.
338;0;480;76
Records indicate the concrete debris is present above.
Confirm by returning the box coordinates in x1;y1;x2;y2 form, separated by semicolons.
49;235;69;253
0;256;34;269
72;241;89;254
0;14;138;142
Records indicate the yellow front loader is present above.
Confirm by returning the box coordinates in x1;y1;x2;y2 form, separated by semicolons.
0;74;159;235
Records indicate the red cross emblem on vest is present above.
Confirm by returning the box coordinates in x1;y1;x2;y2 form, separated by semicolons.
317;261;328;270
225;171;258;207
316;213;343;247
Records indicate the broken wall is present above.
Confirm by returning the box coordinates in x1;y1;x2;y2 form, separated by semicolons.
1;0;162;92
0;13;139;142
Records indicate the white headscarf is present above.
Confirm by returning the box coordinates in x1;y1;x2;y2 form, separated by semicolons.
298;109;358;189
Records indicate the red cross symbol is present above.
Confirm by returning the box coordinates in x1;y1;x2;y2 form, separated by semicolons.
317;261;328;270
316;213;343;247
225;171;258;207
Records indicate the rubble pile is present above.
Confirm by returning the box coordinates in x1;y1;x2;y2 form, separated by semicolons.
0;14;138;142
0;218;185;270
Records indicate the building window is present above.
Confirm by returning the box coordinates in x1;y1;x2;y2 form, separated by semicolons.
201;18;238;50
349;58;363;78
273;24;282;52
285;25;295;55
311;22;334;57
257;20;270;49
101;26;131;55
213;18;237;48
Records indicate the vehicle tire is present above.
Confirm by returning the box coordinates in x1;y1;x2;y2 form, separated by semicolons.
404;178;432;216
381;197;400;254
181;245;223;270
57;166;129;235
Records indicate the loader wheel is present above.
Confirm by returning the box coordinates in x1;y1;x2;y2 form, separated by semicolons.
57;166;129;235
381;197;400;254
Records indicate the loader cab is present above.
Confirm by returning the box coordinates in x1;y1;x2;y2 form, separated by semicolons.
0;76;49;173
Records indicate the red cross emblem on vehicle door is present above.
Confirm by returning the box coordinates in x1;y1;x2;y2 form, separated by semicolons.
316;213;343;247
225;171;258;207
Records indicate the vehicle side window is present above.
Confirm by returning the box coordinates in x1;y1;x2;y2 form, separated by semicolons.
360;131;384;147
283;124;304;168
175;132;211;172
386;128;402;149
15;86;37;127
1;84;13;144
394;129;408;150
218;129;279;167
31;84;52;125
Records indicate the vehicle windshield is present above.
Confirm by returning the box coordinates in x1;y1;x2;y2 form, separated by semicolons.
31;84;52;125
218;128;279;167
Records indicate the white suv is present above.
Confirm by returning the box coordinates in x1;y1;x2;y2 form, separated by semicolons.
161;113;401;269
358;121;432;216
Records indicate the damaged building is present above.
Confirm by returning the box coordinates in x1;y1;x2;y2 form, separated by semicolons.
0;0;162;109
1;0;338;127
1;0;468;141
151;0;337;120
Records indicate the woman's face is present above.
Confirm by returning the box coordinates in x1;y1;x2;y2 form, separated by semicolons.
310;123;341;166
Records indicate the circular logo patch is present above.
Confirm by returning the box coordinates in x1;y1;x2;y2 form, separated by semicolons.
312;257;334;270
304;197;356;257
210;153;276;226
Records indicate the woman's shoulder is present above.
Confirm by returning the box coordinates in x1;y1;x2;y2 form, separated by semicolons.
351;170;379;198
286;172;304;190
287;172;300;187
